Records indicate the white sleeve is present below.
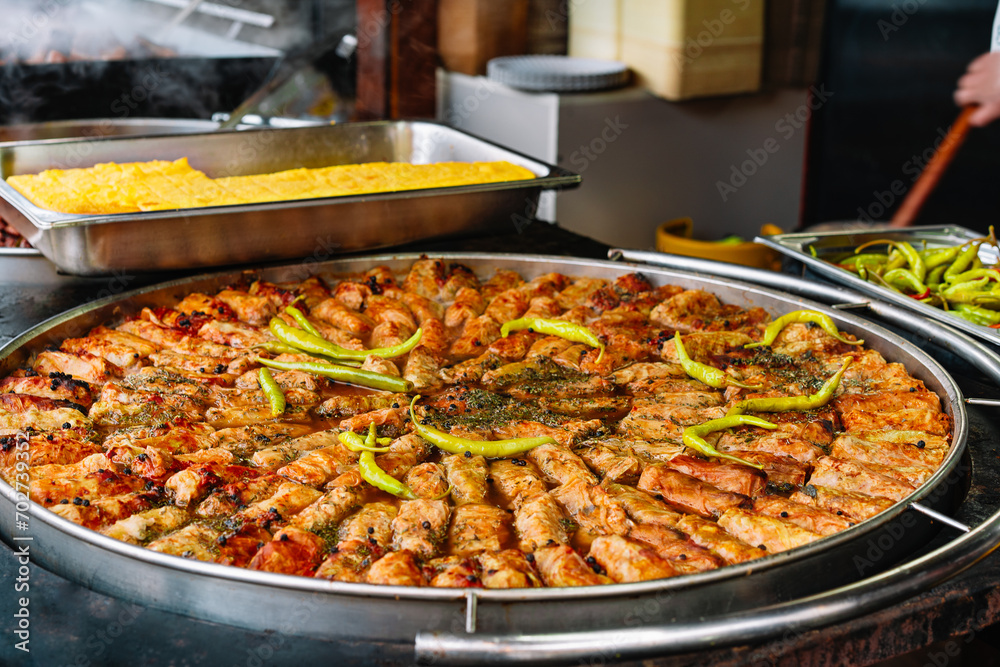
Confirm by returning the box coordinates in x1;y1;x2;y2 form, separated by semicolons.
992;0;1000;51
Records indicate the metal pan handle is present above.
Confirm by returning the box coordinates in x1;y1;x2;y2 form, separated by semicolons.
607;248;1000;387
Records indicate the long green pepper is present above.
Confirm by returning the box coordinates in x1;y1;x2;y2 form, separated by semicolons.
257;357;412;392
883;268;928;296
943;242;982;280
856;240;924;281
839;253;887;269
252;340;363;367
270;317;423;361
253;340;309;356
745;310;863;349
358;450;418;499
409;396;555;457
338;427;391;453
926;264;948;289
940;277;992;304
257;367;286;416
727;357;852;416
682;415;777;469
673;333;760;389
951;303;1000;326
285;304;324;338
501;317;605;361
943;268;1000;285
921;245;961;269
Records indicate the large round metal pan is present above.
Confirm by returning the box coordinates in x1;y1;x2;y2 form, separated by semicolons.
0;253;971;663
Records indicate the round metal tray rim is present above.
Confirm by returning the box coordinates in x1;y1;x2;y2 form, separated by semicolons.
0;252;974;617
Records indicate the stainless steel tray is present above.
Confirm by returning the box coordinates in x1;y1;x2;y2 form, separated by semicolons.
0;253;971;665
757;225;1000;347
0;122;581;276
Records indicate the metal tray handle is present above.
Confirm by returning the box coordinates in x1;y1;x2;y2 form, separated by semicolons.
607;249;1000;387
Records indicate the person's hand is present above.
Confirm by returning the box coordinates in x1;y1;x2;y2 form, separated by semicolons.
955;52;1000;126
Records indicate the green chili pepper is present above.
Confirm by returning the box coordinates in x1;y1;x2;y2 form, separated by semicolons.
338;429;391;453
253;340;307;356
682;416;777;469
921;245;961;269
350;424;419;498
951;303;1000;326
869;271;901;294
257;367;286;417
269;317;422;361
943;268;1000;284
926;264;948;289
894;242;925;282
363;424;392;448
885;251;907;271
727;357;851;416
940;277;992;303
944;242;982;281
855;240;923;279
501;317;605;361
409;396;555;457
358;449;418;499
883;267;928;295
745;310;863;349
673;334;760;389
285;304;323;338
973;295;1000;308
839;253;888;270
257;357;412;392
251;341;363;367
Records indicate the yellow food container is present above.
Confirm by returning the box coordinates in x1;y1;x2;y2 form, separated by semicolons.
655;218;782;271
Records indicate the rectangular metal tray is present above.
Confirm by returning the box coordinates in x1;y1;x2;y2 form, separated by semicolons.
0;121;580;276
757;224;1000;347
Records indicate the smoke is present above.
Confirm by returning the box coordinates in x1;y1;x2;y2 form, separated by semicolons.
0;0;286;123
0;1;360;125
1;0;170;64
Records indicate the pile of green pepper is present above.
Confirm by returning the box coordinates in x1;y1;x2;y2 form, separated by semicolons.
251;299;418;404
831;229;1000;327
